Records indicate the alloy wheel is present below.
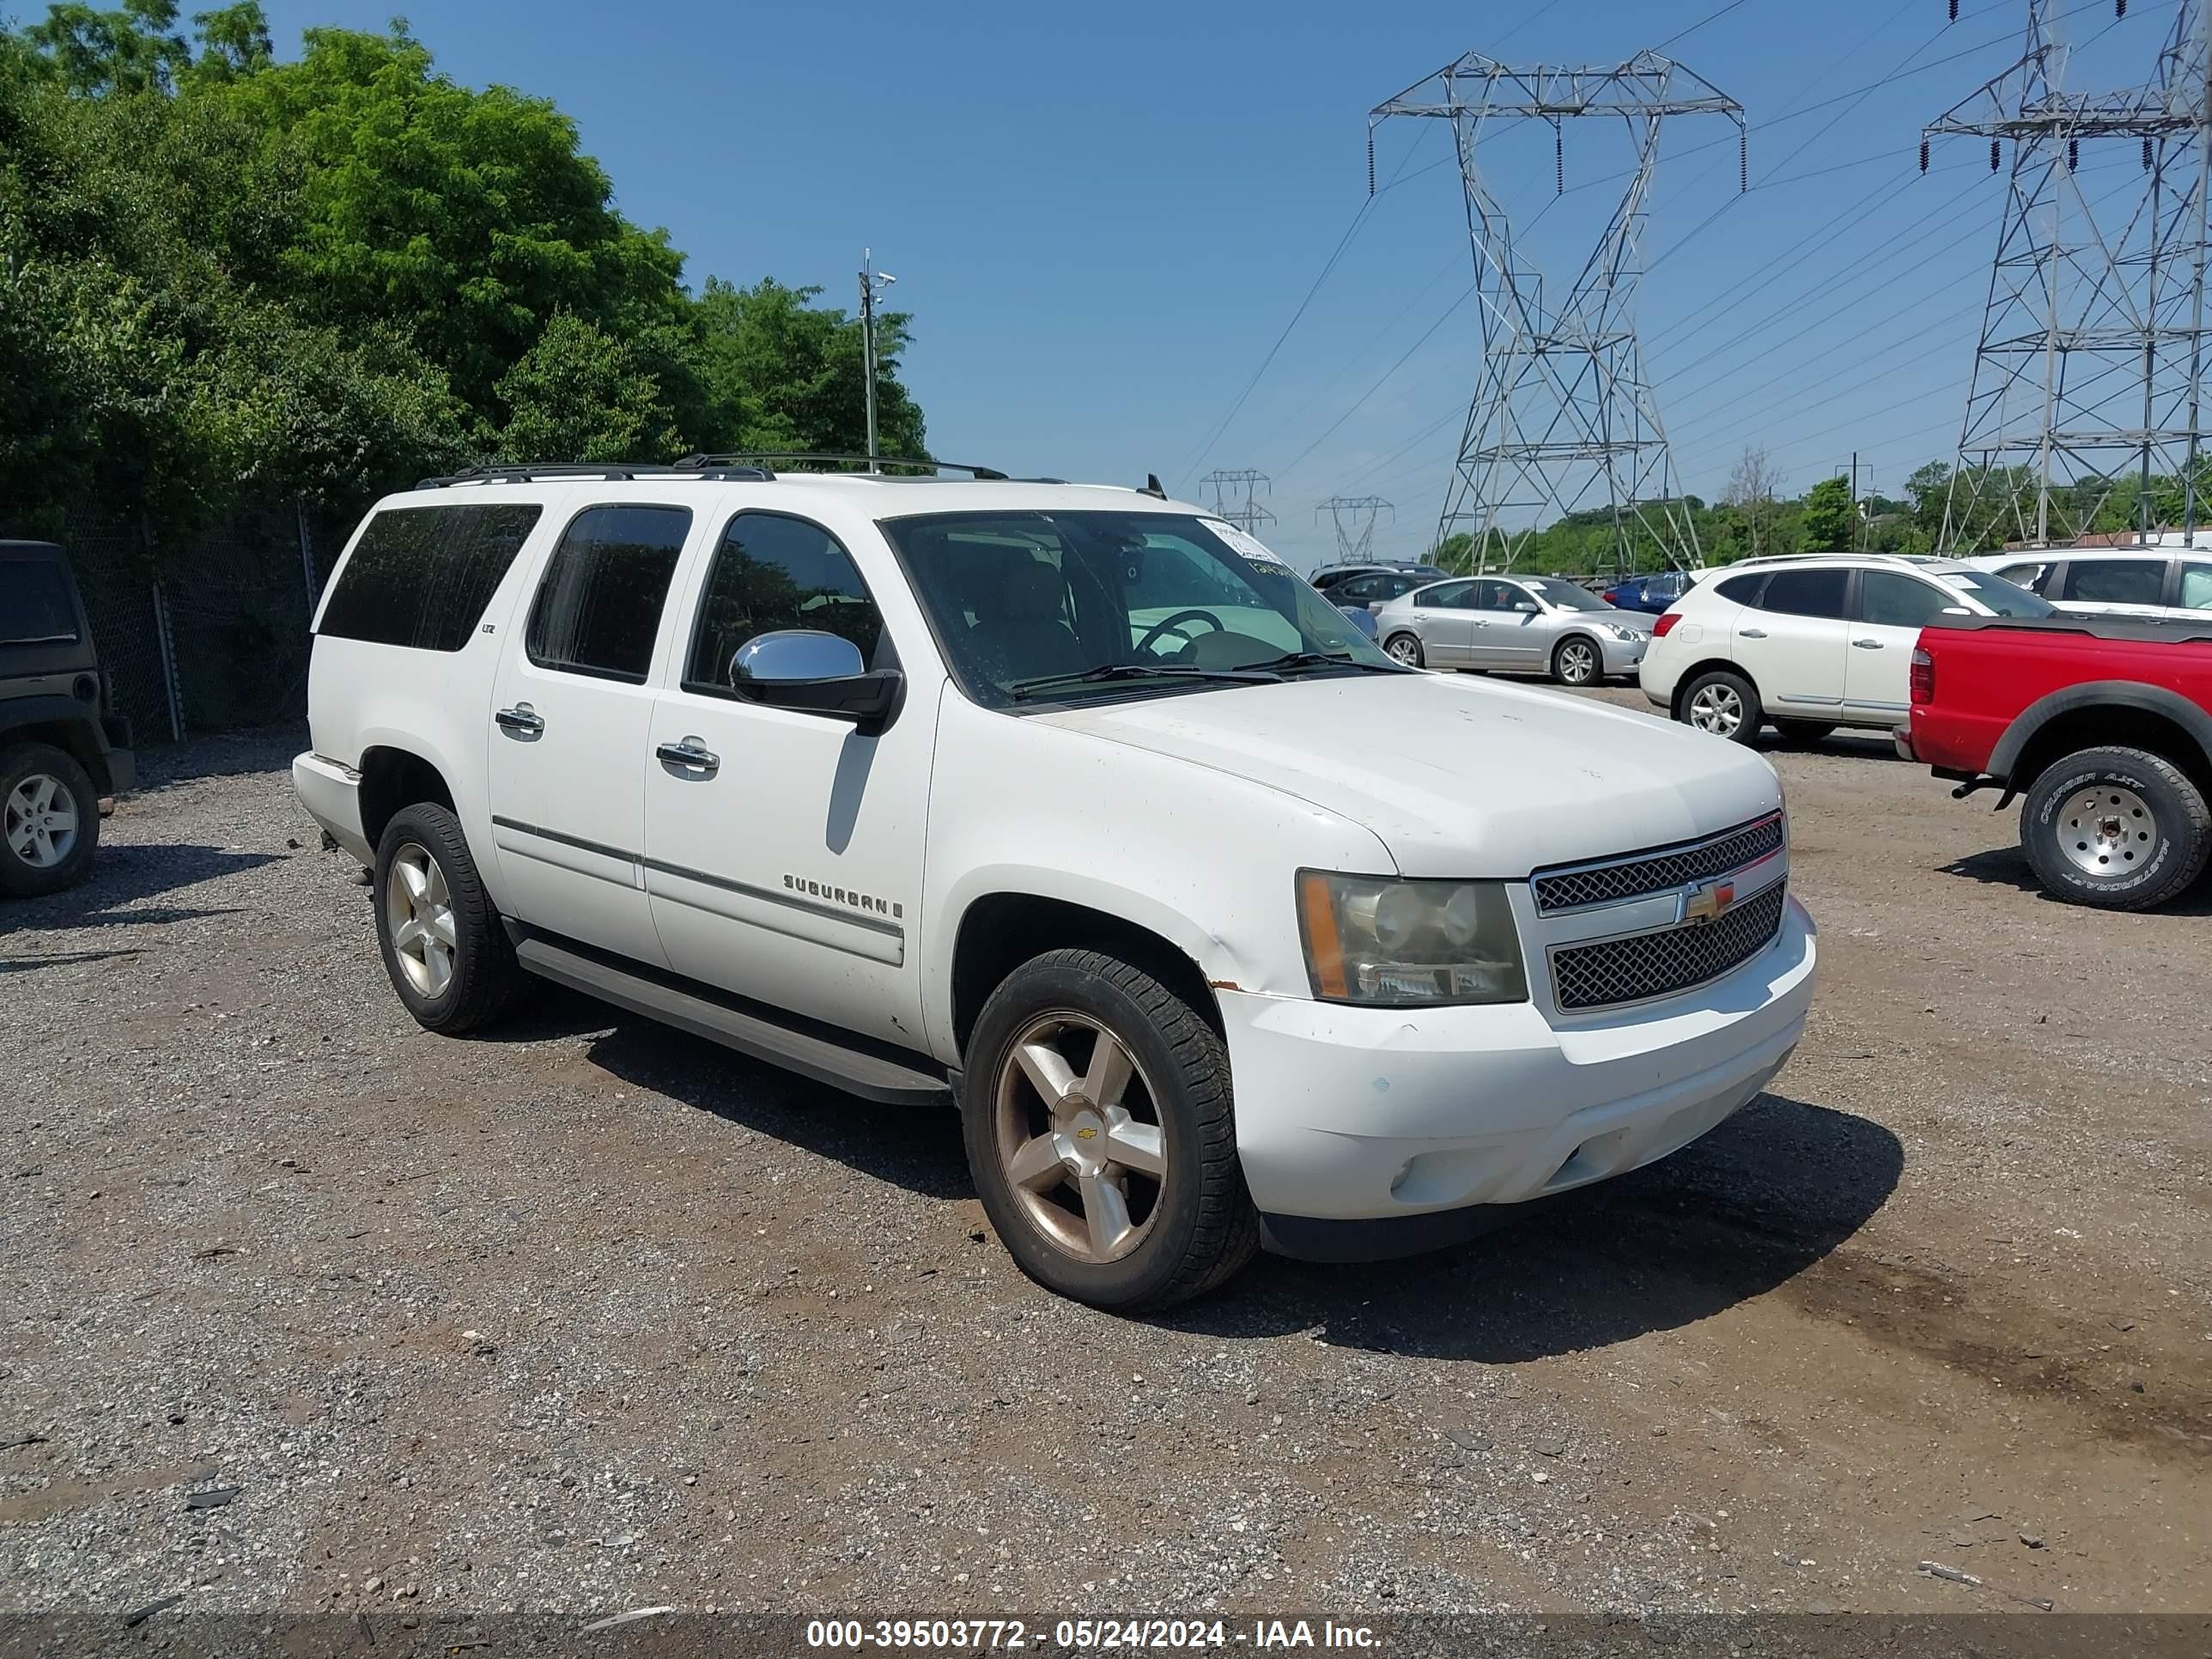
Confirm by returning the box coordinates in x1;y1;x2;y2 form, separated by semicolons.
385;842;459;997
1559;640;1597;684
994;1012;1166;1264
2057;783;2155;877
1386;635;1421;665
1687;684;1743;737
4;773;79;869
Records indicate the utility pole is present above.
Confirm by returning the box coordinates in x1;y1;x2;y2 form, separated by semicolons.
1370;48;1744;577
1851;452;1861;550
859;249;896;472
1925;0;2212;550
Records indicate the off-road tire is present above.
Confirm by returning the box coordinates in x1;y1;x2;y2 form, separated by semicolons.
0;742;99;898
1679;668;1764;746
372;801;529;1033
2021;746;2211;911
963;947;1259;1312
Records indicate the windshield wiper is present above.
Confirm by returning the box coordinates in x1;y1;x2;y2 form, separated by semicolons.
1248;649;1411;676
1007;662;1284;701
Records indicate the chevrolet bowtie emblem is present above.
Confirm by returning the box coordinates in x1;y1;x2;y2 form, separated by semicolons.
1682;878;1736;925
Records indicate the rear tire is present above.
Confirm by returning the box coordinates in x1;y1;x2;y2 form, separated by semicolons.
372;802;528;1033
1383;632;1425;669
1679;670;1762;745
0;742;100;897
963;947;1258;1312
2020;746;2210;911
1774;720;1836;745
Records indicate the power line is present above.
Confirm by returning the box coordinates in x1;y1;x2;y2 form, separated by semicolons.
1656;0;1755;52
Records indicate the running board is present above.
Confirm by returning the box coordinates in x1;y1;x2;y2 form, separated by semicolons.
513;936;953;1108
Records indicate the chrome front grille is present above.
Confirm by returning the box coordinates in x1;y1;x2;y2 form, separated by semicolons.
1549;883;1787;1012
1532;813;1785;914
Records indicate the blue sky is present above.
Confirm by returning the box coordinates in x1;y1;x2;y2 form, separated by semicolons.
258;0;2179;570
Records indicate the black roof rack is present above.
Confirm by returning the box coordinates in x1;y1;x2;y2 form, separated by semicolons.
415;461;774;489
676;453;1011;481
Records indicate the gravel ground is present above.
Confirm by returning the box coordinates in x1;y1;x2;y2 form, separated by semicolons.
1;701;2206;1625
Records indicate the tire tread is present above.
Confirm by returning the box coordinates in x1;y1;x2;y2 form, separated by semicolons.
2021;745;2212;911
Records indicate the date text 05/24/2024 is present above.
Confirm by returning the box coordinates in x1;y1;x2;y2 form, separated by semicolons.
804;1619;1380;1650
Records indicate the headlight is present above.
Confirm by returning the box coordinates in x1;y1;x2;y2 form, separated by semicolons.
1602;622;1642;641
1296;872;1528;1006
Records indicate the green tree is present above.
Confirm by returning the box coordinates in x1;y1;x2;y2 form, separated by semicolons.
693;277;927;459
1801;476;1856;550
209;21;695;415
495;312;678;464
15;0;188;93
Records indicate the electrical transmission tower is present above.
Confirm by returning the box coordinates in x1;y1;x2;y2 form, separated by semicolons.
1315;495;1395;562
1370;52;1744;576
1199;468;1277;534
1928;0;2212;550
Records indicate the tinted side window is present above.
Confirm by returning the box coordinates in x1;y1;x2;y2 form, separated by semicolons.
524;506;690;683
0;563;79;645
2062;558;2165;605
1997;561;2053;592
1419;580;1474;609
1857;571;1950;629
685;514;884;689
1758;568;1849;619
1715;573;1766;605
319;504;543;651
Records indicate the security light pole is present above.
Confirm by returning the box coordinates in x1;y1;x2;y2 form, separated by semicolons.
860;249;897;472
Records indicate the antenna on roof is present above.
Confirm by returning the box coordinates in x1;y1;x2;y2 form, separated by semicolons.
1141;473;1168;499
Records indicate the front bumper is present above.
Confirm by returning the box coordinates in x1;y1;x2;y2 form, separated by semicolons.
1218;894;1817;1250
292;751;370;864
1599;633;1650;677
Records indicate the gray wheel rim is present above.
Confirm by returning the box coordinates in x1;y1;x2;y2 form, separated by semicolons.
1559;640;1597;684
1688;684;1744;736
994;1011;1166;1265
2057;782;2155;877
1386;635;1421;665
5;773;79;868
385;842;458;997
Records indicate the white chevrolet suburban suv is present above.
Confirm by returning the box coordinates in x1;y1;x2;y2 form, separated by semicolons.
294;458;1818;1311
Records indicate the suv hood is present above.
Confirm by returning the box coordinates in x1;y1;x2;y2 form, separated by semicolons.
1032;673;1781;877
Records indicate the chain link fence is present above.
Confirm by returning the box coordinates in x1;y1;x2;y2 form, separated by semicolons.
36;501;353;746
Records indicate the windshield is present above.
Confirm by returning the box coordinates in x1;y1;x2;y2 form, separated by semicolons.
879;510;1400;708
1937;570;2057;618
1526;579;1607;611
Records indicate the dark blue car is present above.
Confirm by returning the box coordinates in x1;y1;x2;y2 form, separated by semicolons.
1600;569;1692;614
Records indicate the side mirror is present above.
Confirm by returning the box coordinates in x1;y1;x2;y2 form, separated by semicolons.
1941;606;1972;617
1513;602;1539;614
729;629;900;733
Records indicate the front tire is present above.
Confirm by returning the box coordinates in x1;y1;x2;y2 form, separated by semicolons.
372;802;528;1033
963;948;1258;1312
0;742;99;898
2020;746;2211;911
1383;632;1425;669
1552;635;1601;686
1679;669;1763;745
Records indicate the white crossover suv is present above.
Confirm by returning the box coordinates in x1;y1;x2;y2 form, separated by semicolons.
293;459;1817;1311
1638;552;2056;744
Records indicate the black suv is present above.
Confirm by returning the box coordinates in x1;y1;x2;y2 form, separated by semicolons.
2;540;135;896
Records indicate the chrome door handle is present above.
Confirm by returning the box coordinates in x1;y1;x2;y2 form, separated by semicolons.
1852;638;1884;649
494;704;544;735
1740;628;1768;639
655;738;720;774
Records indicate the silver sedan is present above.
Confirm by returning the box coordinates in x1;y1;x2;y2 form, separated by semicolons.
1371;575;1654;685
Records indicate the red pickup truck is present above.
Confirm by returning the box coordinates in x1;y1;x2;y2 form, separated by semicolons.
1899;615;2212;909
